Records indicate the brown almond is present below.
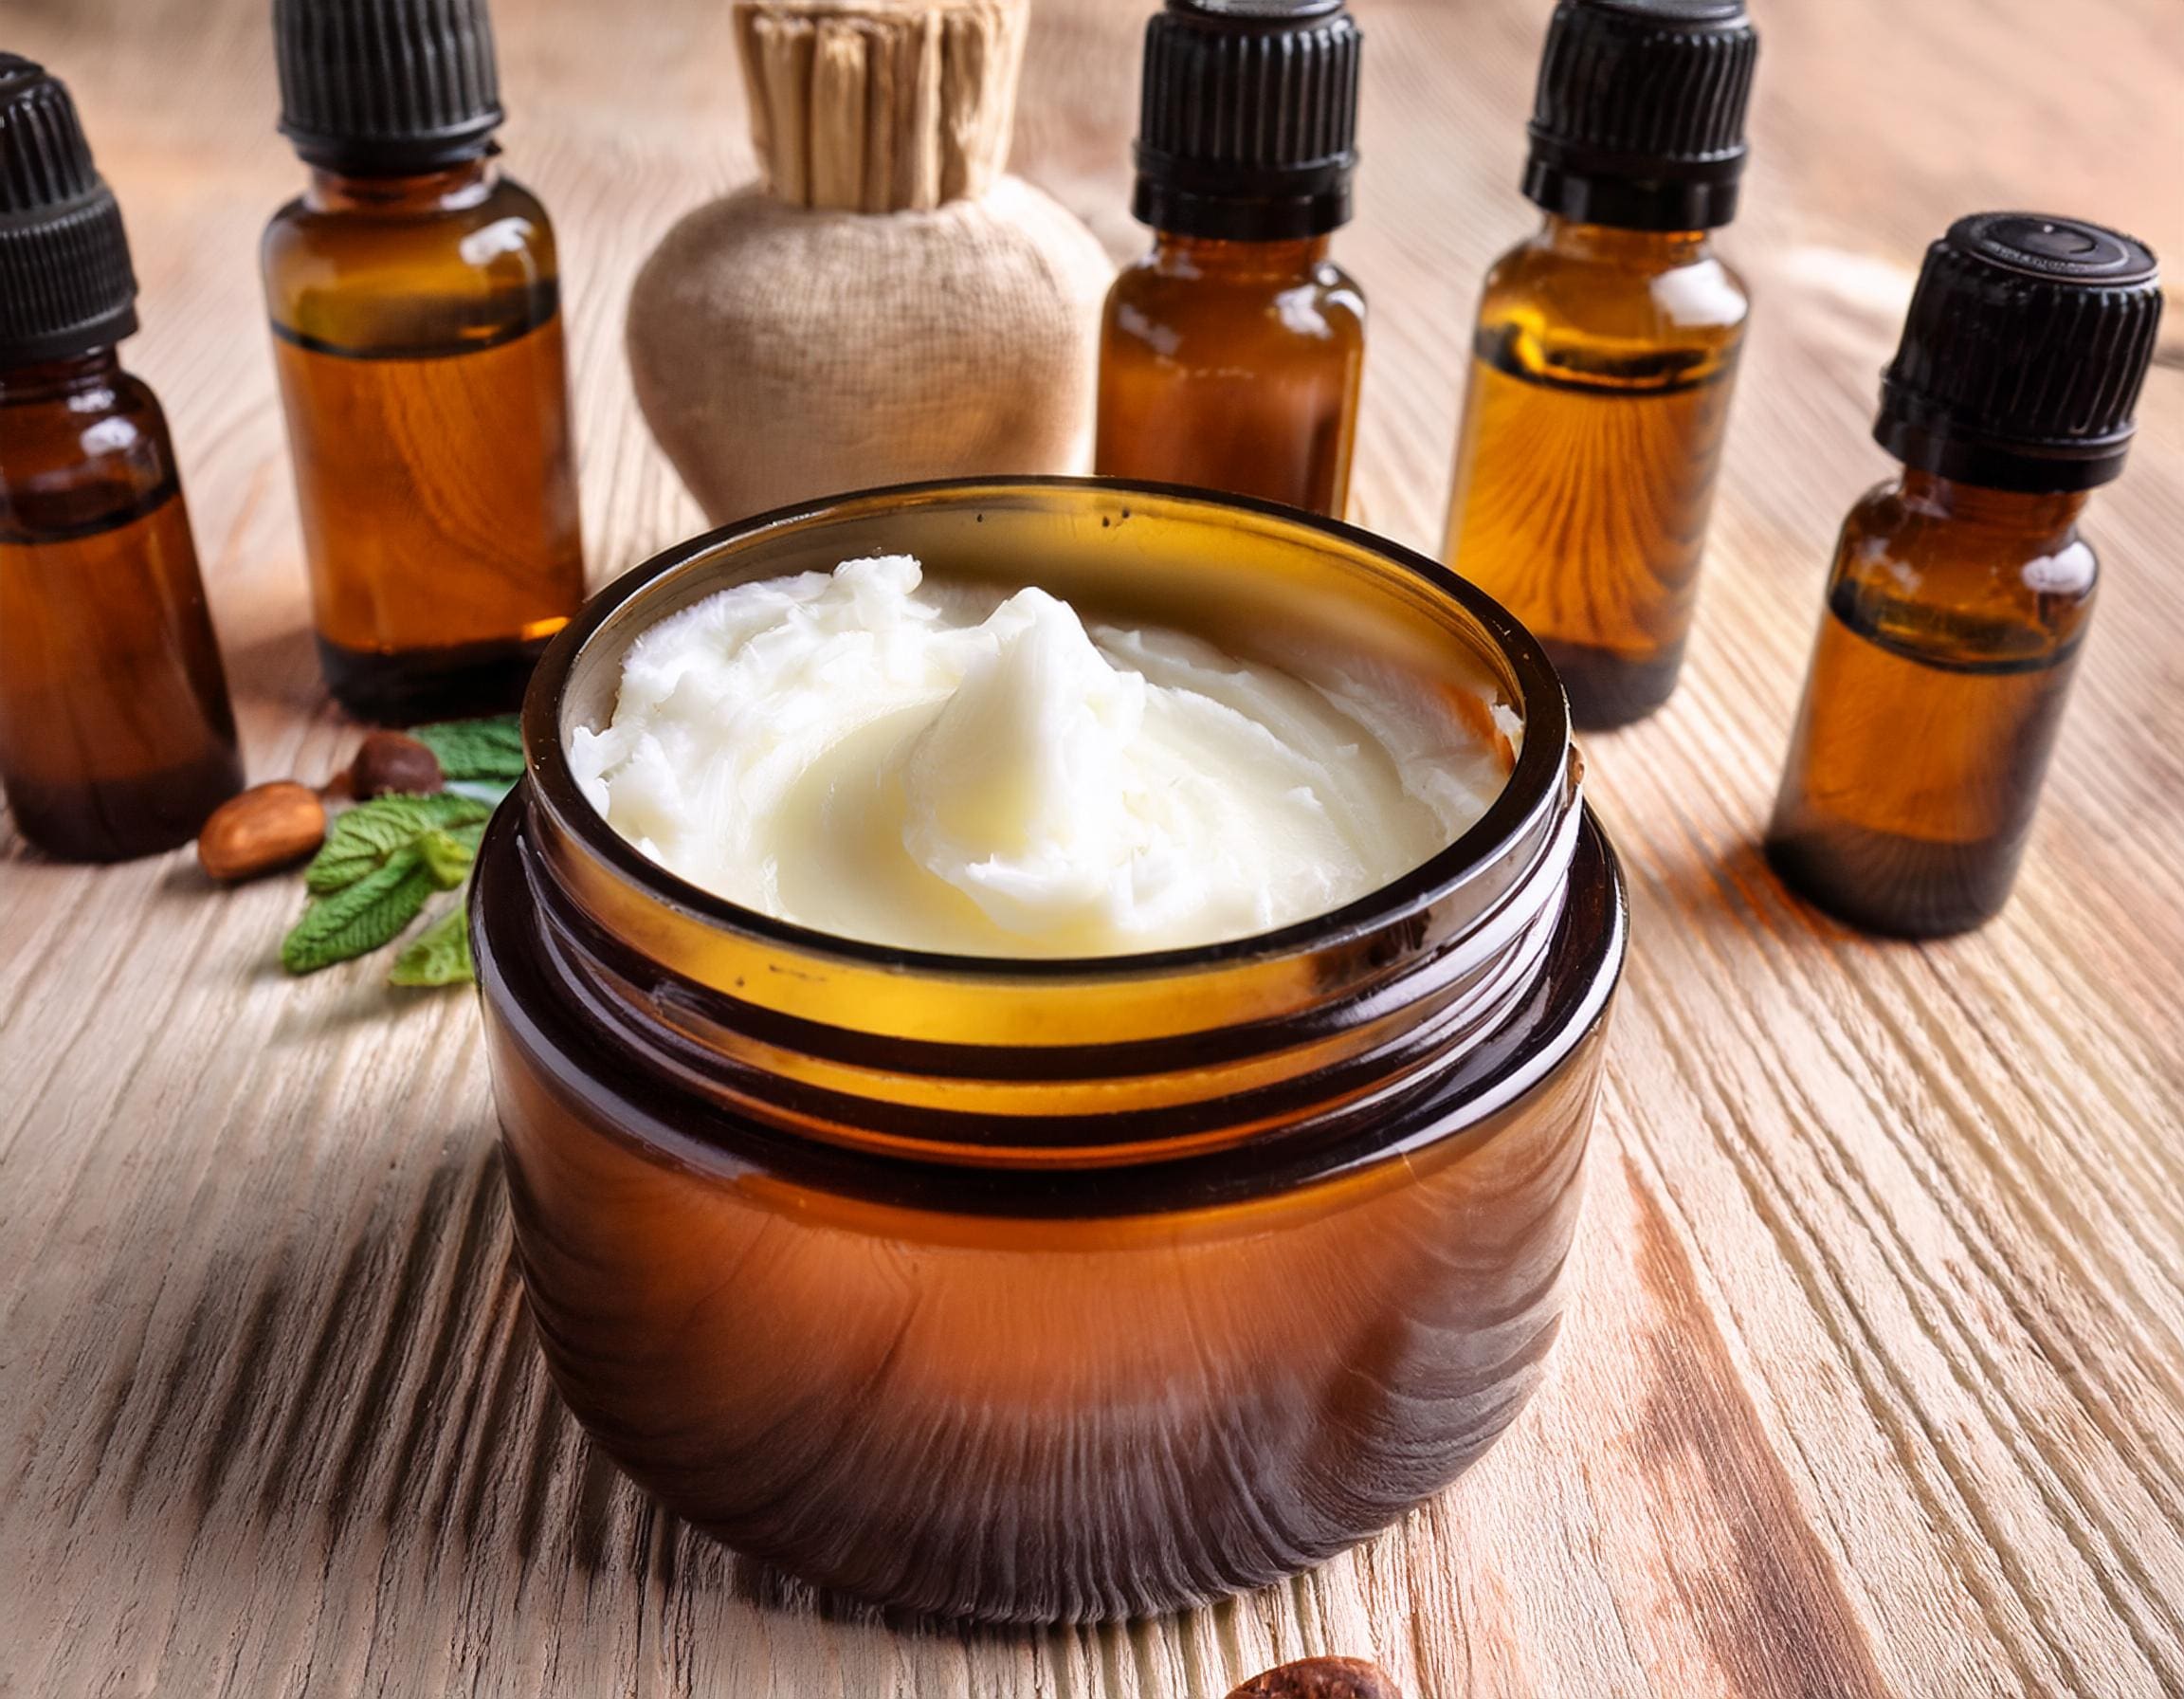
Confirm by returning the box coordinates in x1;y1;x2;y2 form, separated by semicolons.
1227;1659;1405;1699
198;782;328;883
348;731;444;799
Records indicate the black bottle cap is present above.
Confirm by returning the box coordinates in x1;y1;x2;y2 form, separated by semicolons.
1132;0;1363;244
1521;0;1758;233
0;56;138;367
274;0;504;174
1876;212;2164;494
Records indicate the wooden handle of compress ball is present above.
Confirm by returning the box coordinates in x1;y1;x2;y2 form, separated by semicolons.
1226;1658;1407;1699
731;0;1028;211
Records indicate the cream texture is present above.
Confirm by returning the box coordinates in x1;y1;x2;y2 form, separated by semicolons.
569;557;1514;959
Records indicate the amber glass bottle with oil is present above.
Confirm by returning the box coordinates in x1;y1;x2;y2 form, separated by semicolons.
1444;0;1758;728
264;0;584;724
1768;213;2162;937
0;57;242;862
1097;0;1364;519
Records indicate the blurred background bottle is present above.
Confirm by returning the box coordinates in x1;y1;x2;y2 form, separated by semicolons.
1443;0;1757;729
1766;213;2163;937
0;55;243;861
1097;0;1366;521
264;0;584;725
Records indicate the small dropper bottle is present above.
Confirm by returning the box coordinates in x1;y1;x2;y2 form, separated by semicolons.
0;57;244;862
264;0;586;724
1096;0;1366;520
1443;0;1758;729
1766;213;2163;938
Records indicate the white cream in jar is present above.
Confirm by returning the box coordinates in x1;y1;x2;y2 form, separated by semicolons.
569;556;1516;959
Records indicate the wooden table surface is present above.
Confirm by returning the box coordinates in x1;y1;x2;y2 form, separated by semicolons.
6;0;2182;1694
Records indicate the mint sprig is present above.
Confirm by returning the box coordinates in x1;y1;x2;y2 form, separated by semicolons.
410;715;525;782
283;844;436;975
273;717;519;986
389;902;475;988
417;828;477;891
306;793;491;896
282;793;493;978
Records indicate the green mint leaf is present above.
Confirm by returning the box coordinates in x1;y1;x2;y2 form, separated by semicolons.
410;715;526;782
282;844;435;975
418;828;475;891
304;793;492;895
389;900;475;988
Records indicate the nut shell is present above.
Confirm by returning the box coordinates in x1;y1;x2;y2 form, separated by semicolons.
349;732;444;799
1227;1659;1405;1699
197;782;328;883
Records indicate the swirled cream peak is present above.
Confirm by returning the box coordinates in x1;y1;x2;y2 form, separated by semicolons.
568;556;1515;959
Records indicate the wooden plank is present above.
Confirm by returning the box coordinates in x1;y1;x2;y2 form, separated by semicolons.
4;0;2181;1693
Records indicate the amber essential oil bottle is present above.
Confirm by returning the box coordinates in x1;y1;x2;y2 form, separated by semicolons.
0;57;244;862
1767;213;2162;939
264;0;585;724
1444;0;1758;729
1097;0;1365;520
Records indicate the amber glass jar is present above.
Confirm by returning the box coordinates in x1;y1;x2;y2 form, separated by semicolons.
473;480;1628;1622
1444;215;1747;725
262;156;584;723
1098;234;1365;518
0;351;244;860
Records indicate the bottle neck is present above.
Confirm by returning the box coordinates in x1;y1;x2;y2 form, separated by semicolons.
0;346;122;404
1149;230;1333;283
1538;214;1710;268
302;153;497;215
1895;467;2091;540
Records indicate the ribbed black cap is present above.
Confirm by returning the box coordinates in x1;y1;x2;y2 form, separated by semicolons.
1132;0;1362;244
0;56;137;366
1876;212;2164;494
1522;0;1757;232
274;0;504;174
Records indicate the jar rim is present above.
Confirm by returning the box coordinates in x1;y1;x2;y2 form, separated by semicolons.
522;476;1574;985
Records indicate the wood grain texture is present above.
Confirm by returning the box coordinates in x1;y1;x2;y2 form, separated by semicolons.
4;0;2182;1693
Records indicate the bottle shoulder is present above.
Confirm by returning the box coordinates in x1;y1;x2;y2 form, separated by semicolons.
1312;254;1365;296
1829;476;2099;662
1477;231;1750;358
0;361;181;535
262;172;560;311
263;171;563;353
1841;479;2099;583
1105;247;1365;358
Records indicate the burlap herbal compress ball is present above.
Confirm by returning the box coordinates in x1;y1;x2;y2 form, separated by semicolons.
627;0;1113;524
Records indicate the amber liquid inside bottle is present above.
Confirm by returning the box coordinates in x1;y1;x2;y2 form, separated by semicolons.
1097;234;1365;520
263;159;585;724
1444;218;1746;728
1766;472;2094;938
0;353;243;861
